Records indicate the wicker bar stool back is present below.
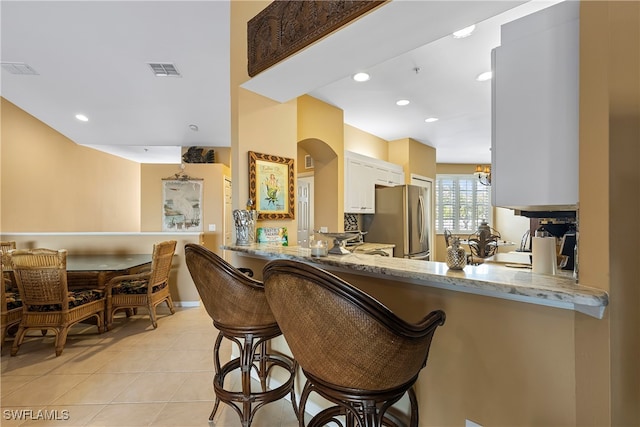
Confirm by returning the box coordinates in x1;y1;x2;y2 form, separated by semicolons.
9;248;106;356
105;240;176;329
1;242;22;348
184;244;297;427
263;259;446;427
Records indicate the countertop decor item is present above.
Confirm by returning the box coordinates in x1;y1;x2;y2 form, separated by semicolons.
446;237;467;270
318;231;360;255
234;209;257;246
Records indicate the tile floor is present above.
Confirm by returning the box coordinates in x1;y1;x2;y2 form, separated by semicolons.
1;306;301;427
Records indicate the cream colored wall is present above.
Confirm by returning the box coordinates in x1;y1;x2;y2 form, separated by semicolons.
577;2;639;426
344;124;388;160
1;98;141;232
389;138;437;180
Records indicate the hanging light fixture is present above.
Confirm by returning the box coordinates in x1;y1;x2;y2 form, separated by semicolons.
474;165;491;186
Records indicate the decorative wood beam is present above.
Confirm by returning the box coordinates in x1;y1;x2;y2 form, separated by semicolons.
248;0;386;77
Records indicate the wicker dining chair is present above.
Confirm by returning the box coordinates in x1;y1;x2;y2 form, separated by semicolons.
1;261;22;349
105;240;176;329
184;243;297;426
263;259;446;427
9;248;106;357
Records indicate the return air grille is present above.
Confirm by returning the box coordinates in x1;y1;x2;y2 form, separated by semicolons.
148;63;180;77
1;62;39;75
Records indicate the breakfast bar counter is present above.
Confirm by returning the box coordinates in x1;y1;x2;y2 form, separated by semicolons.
223;243;608;319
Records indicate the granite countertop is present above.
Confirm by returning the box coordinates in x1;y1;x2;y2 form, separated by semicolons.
223;243;608;319
348;242;395;252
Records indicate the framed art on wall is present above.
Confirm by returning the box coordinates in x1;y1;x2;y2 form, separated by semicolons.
162;178;203;231
248;151;295;220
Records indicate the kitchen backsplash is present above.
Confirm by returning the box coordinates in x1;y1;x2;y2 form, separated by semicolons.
344;213;359;231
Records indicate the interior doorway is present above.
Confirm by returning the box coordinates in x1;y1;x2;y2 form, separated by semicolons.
297;175;314;247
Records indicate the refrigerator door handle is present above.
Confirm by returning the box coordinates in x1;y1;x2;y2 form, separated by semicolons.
417;195;425;242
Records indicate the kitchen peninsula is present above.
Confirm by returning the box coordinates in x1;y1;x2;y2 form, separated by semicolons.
223;243;608;319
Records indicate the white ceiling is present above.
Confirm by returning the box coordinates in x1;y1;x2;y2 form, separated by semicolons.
1;0;562;164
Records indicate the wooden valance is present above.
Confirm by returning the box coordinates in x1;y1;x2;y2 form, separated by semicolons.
247;0;386;77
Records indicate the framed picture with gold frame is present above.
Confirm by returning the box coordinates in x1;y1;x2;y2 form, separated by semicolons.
248;151;295;220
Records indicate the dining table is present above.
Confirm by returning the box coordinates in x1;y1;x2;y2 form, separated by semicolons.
65;254;152;290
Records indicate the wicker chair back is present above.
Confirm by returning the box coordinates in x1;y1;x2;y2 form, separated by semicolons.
184;244;276;332
147;240;177;292
263;259;445;391
10;249;69;309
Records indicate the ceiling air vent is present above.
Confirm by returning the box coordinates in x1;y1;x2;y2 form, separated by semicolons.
148;63;181;77
305;155;314;169
1;62;39;75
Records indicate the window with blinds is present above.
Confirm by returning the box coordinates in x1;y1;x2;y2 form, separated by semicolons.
435;175;492;234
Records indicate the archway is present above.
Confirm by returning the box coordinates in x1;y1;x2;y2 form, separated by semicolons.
297;138;342;237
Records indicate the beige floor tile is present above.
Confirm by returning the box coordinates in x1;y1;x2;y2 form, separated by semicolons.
85;402;167;426
0;307;305;427
47;347;117;375
124;331;182;351
168;331;216;351
94;349;166;374
148;401;214;426
145;349;212;373
111;372;187;403
169;372;215;402
1;374;91;406
1;347;80;376
0;374;39;398
52;372;141;405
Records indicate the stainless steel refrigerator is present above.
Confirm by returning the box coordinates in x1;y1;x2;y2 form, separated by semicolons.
363;185;430;260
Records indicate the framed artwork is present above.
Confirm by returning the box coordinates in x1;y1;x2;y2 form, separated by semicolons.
162;178;203;231
248;151;295;220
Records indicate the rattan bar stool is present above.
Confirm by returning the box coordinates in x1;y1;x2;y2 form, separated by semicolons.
184;244;298;427
263;259;445;427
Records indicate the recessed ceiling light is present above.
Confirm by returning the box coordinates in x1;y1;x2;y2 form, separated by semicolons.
425;117;439;123
189;124;199;131
396;99;410;106
453;24;476;39
352;72;370;82
75;114;89;122
476;71;493;81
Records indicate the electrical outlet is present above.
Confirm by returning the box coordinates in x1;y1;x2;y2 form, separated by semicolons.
319;226;328;233
208;224;216;232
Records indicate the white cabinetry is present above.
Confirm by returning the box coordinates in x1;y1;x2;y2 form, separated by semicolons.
344;151;404;214
374;163;404;187
345;157;375;213
491;1;579;211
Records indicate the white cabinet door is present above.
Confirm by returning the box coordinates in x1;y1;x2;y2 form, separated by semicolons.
491;1;579;211
345;158;375;213
374;164;405;187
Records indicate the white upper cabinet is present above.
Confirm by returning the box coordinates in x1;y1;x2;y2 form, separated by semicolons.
344;151;405;213
374;163;404;187
345;156;375;213
491;1;579;212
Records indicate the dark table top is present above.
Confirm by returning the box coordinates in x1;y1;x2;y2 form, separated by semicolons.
66;254;152;272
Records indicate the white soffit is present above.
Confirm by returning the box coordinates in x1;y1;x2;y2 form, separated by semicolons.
241;0;527;103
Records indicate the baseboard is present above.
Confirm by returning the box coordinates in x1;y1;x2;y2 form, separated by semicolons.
173;301;200;307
